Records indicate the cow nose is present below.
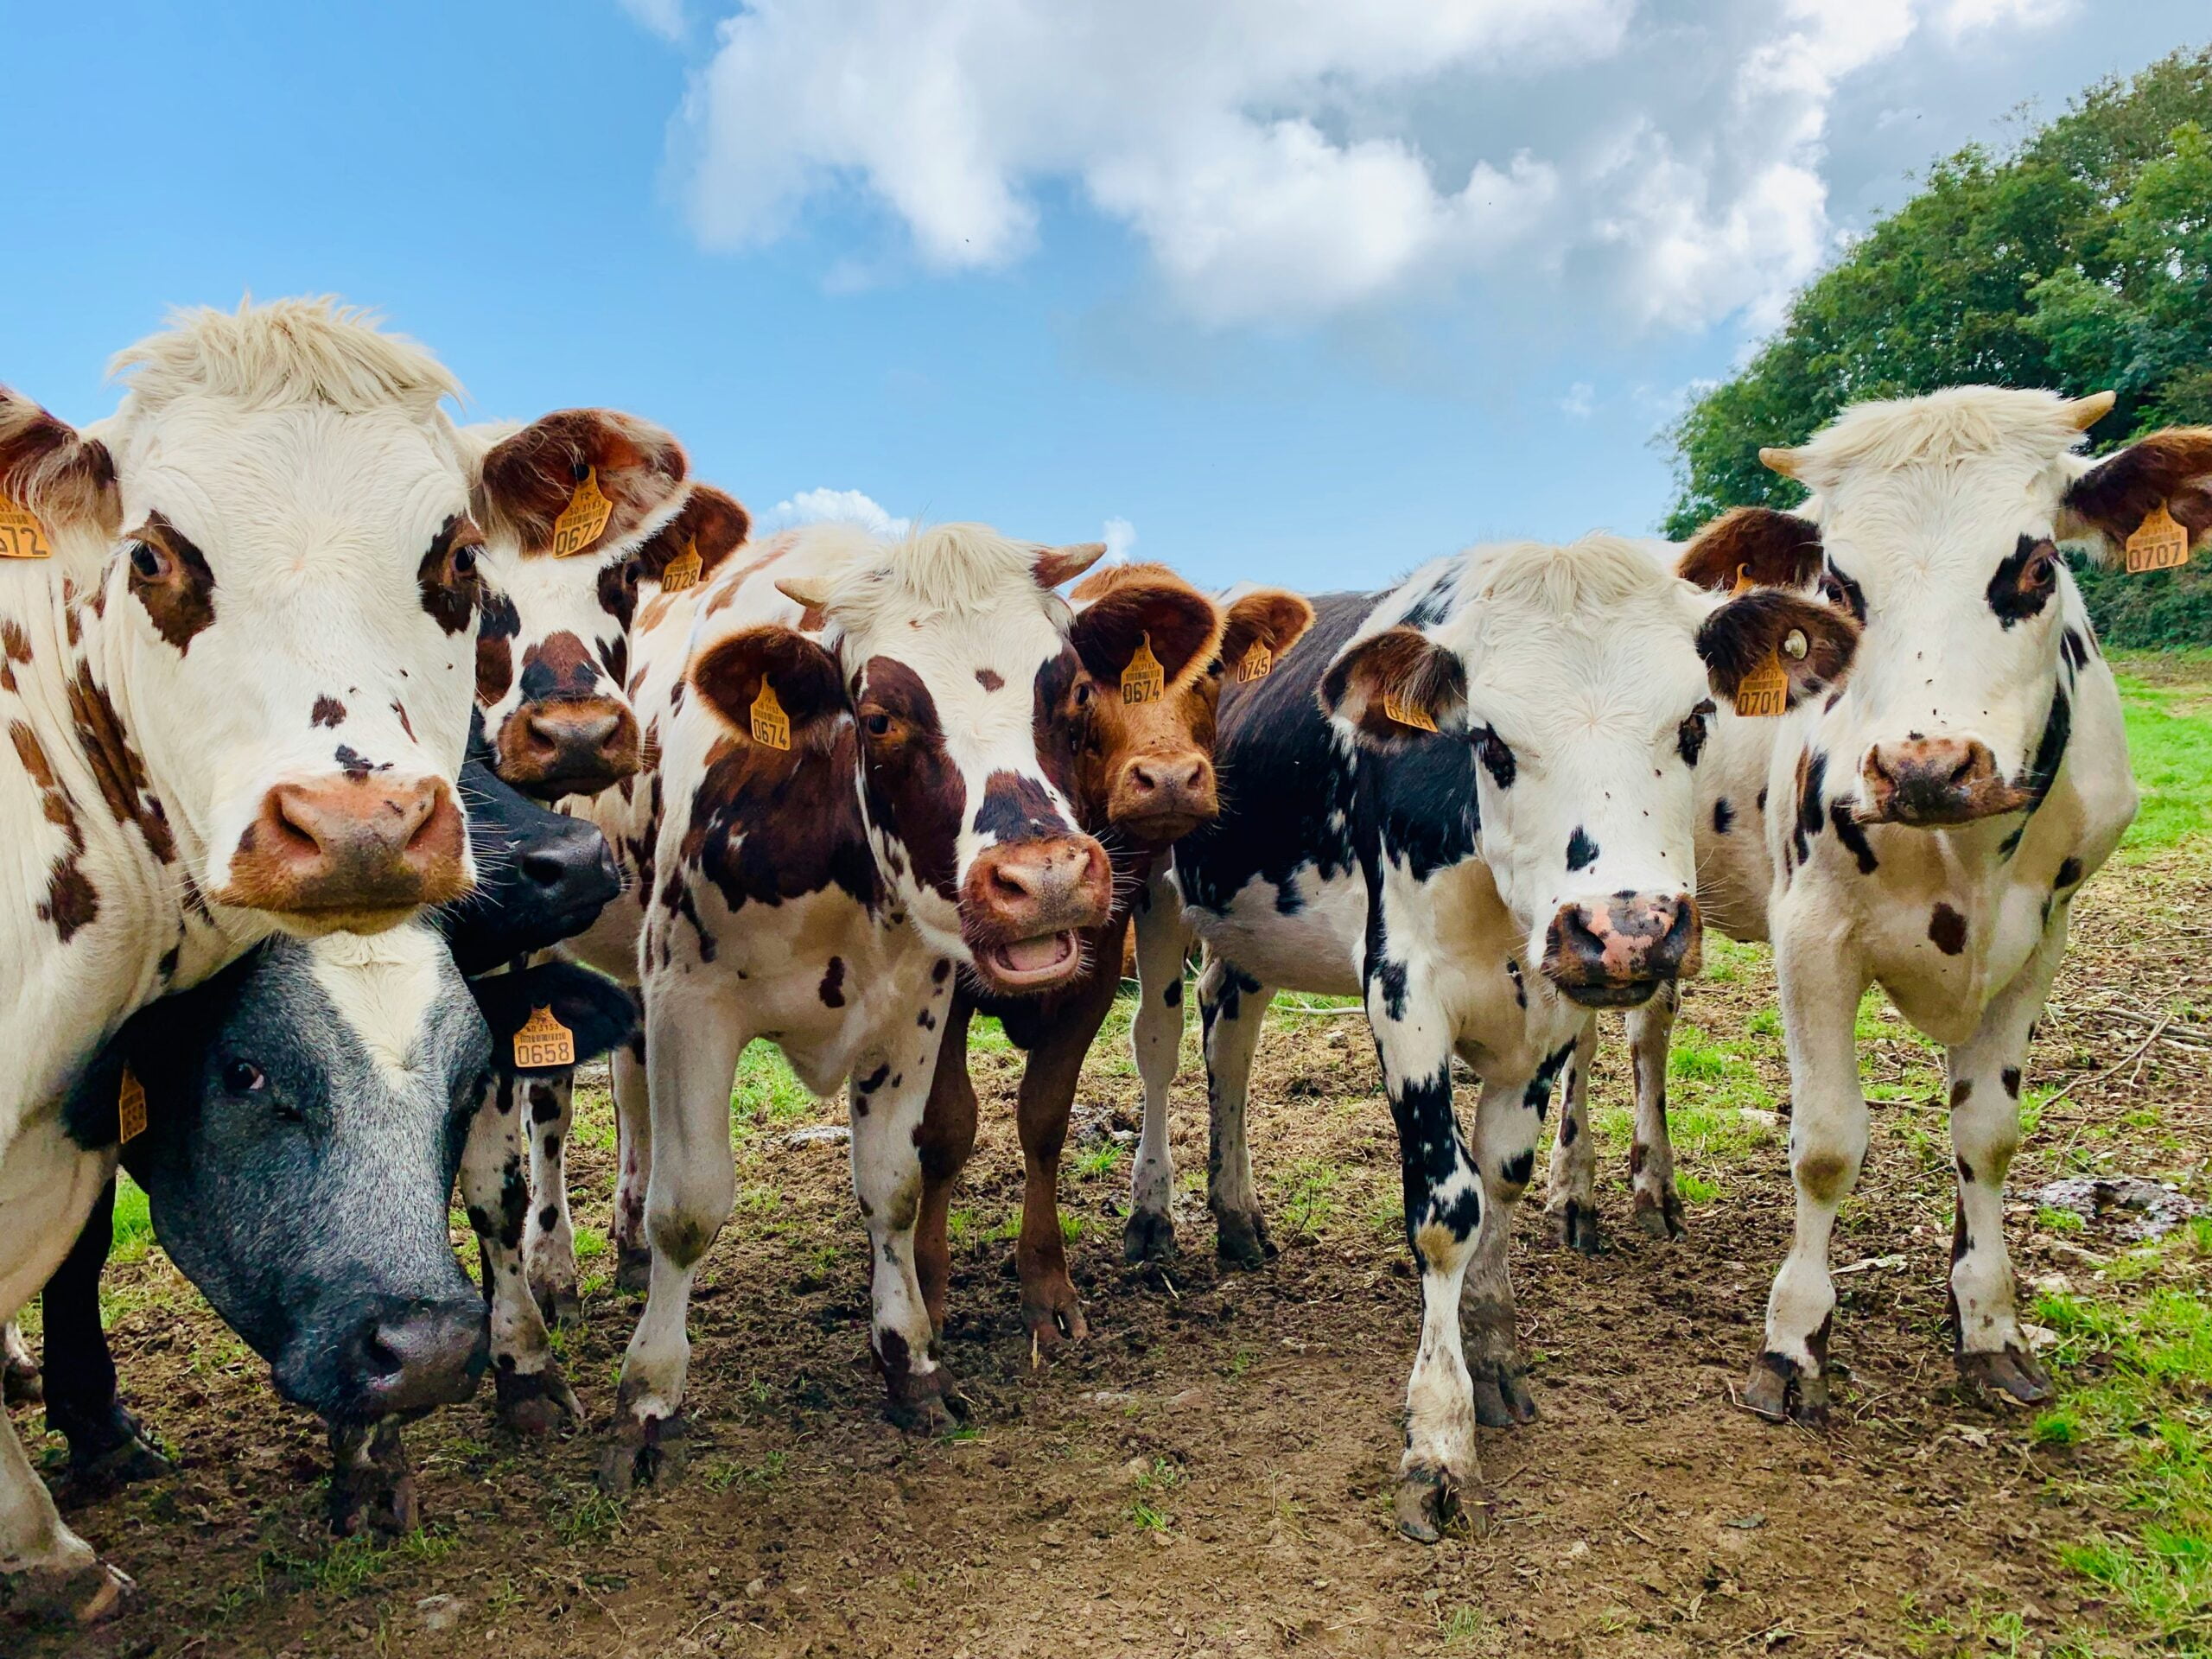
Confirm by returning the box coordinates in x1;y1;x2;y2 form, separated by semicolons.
1861;737;2015;825
518;830;624;914
963;835;1113;983
225;774;468;923
347;1300;488;1416
505;697;640;799
1541;891;1701;1007
1113;752;1217;841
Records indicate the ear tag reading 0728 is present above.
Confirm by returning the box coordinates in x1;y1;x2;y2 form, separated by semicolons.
1122;634;1165;704
0;491;54;560
660;539;703;593
1381;690;1437;733
513;1007;575;1069
751;680;791;750
2125;502;2191;575
1237;641;1273;683
118;1066;148;1144
550;467;616;557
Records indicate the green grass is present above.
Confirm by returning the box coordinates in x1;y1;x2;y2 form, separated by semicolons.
2113;668;2212;858
108;1173;156;1263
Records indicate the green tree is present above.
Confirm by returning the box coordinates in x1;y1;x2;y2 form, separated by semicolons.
1662;47;2212;648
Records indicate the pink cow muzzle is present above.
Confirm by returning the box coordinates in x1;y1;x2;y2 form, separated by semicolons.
1541;891;1702;1007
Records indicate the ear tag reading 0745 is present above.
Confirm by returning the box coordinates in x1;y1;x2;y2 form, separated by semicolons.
751;680;791;750
1381;690;1437;733
118;1067;148;1144
513;1007;575;1069
0;491;54;560
2125;502;2191;575
550;467;616;557
660;539;703;593
1237;641;1274;683
1122;634;1166;704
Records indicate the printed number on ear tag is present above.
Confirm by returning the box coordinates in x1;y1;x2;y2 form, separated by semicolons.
0;492;53;559
1734;655;1789;718
1381;690;1437;733
661;539;703;592
1237;641;1273;683
751;680;791;750
550;467;616;557
118;1066;148;1144
2125;502;2191;575
513;1007;576;1069
1122;634;1165;704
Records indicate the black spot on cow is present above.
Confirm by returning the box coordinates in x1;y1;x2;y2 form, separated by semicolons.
2061;627;2089;673
529;1084;561;1123
1373;958;1410;1023
1500;1149;1535;1188
334;745;385;779
1566;827;1599;872
543;1133;560;1158
2001;683;2072;860
818;956;847;1008
1987;535;2058;628
537;1205;558;1232
311;696;346;728
1929;903;1967;955
931;958;951;982
1829;798;1878;874
1793;750;1827;867
1503;957;1526;1009
1713;798;1734;836
855;1064;890;1096
1473;726;1516;790
1164;978;1182;1007
1955;1154;1974;1185
917;1007;936;1031
1560;1111;1578;1146
2001;1066;2021;1098
1951;1078;1973;1108
2056;856;2082;890
1756;788;1768;814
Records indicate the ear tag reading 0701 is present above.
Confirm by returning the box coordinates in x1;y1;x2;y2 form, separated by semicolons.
751;680;791;750
550;467;616;557
1381;690;1437;733
660;539;703;593
1237;641;1274;683
1734;656;1789;718
1122;634;1165;704
2125;502;2191;575
118;1067;148;1144
0;491;54;559
513;1007;575;1069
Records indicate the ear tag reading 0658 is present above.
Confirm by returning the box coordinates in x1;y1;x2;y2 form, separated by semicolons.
751;680;791;750
1122;634;1165;704
118;1067;148;1144
550;467;616;557
1381;690;1437;733
0;491;54;560
2125;502;2191;575
513;1007;576;1069
660;539;703;593
1237;641;1274;683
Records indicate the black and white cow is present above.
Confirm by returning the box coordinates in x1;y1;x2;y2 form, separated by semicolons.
1127;536;1857;1539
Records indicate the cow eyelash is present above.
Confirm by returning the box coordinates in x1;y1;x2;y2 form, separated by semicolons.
128;542;173;581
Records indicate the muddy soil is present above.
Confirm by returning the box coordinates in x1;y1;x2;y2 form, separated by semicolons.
16;851;2209;1659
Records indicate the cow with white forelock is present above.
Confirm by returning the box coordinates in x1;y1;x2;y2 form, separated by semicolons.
1128;536;1858;1539
0;298;683;1622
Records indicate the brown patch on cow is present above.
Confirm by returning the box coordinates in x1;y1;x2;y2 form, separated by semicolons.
1676;506;1825;593
1928;903;1967;956
1951;1077;1973;1108
0;389;121;537
975;667;1003;691
632;483;753;587
0;616;29;694
518;631;605;701
128;511;218;653
418;515;485;637
2061;427;2212;552
12;719;98;941
818;956;847;1008
475;586;520;706
1796;1150;1851;1205
311;696;346;728
474;410;689;560
1319;626;1467;747
856;657;963;904
391;701;416;741
1696;590;1859;707
680;726;880;922
67;663;175;862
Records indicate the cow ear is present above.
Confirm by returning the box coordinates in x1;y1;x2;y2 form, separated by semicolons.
1675;507;1824;594
1068;578;1220;687
473;963;637;1075
1033;542;1107;589
690;626;847;753
1696;589;1859;708
633;484;753;586
474;409;689;560
0;387;121;543
1319;626;1467;749
2056;428;2212;564
1220;589;1315;681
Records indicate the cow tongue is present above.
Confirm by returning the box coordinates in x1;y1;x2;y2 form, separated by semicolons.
1001;932;1071;972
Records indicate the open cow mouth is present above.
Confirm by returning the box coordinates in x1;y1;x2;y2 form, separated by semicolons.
982;930;1082;988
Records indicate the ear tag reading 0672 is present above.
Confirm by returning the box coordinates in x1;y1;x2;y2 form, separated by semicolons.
0;491;54;560
1381;690;1437;733
513;1007;576;1069
660;539;703;593
118;1067;148;1144
1237;641;1274;683
751;680;791;750
550;467;616;557
1122;634;1165;704
2125;502;2191;575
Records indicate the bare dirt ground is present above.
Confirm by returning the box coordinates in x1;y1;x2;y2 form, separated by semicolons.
16;844;2209;1658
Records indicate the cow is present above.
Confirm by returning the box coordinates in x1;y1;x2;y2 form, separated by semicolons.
1126;537;1857;1538
0;296;683;1619
1569;387;2160;1427
912;565;1314;1351
568;516;1118;1490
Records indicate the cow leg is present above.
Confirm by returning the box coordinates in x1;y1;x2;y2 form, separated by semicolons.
1;1321;36;1407
1462;1052;1570;1429
610;1033;653;1294
1198;956;1278;1269
1015;938;1121;1351
915;1000;979;1336
1125;871;1190;1263
1544;1018;1602;1254
1947;914;2069;1407
327;1419;417;1538
1627;982;1686;1240
461;1078;579;1435
39;1180;169;1489
606;987;748;1491
519;1072;582;1328
1746;933;1869;1427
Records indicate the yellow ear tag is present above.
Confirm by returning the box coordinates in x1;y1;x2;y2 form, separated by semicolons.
2124;502;2191;575
661;539;703;593
1381;690;1438;733
0;491;54;559
750;679;791;750
1734;656;1789;718
513;1006;576;1069
550;467;616;557
1237;640;1274;683
118;1066;148;1144
1122;634;1165;705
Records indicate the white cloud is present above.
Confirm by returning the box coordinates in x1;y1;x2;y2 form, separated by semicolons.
765;487;911;538
616;0;685;41
1559;382;1596;420
1936;0;2076;37
1102;516;1137;561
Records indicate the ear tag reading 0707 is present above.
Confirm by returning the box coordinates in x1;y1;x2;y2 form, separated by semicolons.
660;539;703;593
1381;690;1437;733
751;680;791;750
2125;502;2191;575
550;467;616;557
118;1067;148;1144
513;1007;575;1069
1122;634;1165;704
0;491;54;560
1237;641;1274;683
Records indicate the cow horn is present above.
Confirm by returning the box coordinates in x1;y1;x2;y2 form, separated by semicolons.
1033;542;1108;589
1758;446;1802;480
2065;390;2117;430
774;574;831;610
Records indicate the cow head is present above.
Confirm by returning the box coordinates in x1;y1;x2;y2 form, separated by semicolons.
1730;387;2196;828
690;524;1115;993
1323;537;1857;1007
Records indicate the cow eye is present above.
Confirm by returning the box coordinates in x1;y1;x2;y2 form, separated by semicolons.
129;542;172;582
863;711;893;738
450;543;477;576
1074;682;1093;709
223;1059;265;1094
2024;541;2058;588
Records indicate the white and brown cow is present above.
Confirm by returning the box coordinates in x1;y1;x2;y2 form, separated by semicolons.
0;299;683;1622
1132;537;1857;1539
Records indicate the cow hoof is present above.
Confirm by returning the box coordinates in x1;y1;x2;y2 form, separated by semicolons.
1548;1198;1604;1256
1469;1361;1538;1429
1021;1285;1089;1354
1;1560;134;1627
1122;1208;1178;1265
329;1462;419;1539
598;1414;687;1495
532;1282;585;1330
2;1357;42;1408
1957;1345;2055;1406
64;1419;174;1493
495;1367;582;1436
1744;1353;1829;1427
1632;1189;1688;1241
884;1368;969;1436
1392;1464;1463;1544
614;1247;653;1294
1212;1207;1277;1271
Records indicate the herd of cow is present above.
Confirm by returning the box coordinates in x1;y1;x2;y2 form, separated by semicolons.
0;297;2200;1625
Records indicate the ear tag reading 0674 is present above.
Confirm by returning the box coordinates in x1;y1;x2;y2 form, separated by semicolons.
1237;641;1274;683
513;1007;576;1069
1122;634;1165;704
660;539;703;593
550;467;616;557
0;491;54;560
118;1066;148;1144
2125;502;2191;575
751;680;791;750
1381;690;1437;733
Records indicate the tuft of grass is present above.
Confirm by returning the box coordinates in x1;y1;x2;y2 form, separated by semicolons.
1072;1142;1122;1179
1276;1156;1344;1236
108;1173;156;1263
2113;669;2212;858
553;1489;626;1547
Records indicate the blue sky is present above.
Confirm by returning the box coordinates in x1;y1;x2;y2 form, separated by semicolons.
5;2;2203;588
